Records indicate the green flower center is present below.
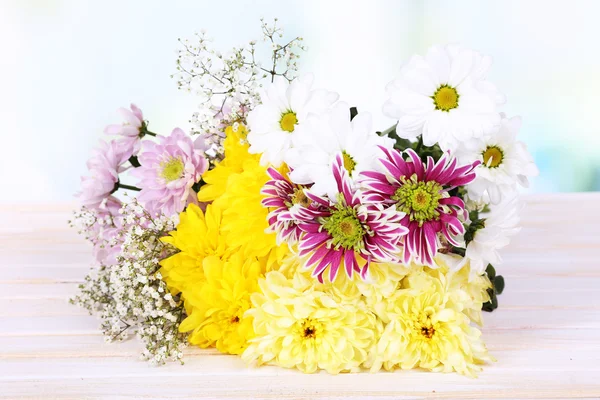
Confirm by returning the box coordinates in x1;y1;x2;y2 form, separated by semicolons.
160;158;185;182
432;84;459;112
342;151;356;174
280;111;298;133
321;204;365;250
482;146;503;168
392;174;443;226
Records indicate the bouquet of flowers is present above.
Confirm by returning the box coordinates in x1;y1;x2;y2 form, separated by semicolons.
71;19;538;376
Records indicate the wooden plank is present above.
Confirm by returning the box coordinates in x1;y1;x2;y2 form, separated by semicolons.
0;329;597;359
0;353;599;399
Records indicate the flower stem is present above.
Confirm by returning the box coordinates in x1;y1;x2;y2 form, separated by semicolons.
415;135;424;153
144;130;158;137
118;183;141;192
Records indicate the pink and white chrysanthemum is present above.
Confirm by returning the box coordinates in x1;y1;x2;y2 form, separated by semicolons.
361;148;479;266
261;167;317;245
77;139;133;209
104;104;146;155
294;153;408;283
131;128;208;217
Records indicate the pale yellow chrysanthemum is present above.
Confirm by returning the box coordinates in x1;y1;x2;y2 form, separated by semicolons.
197;124;252;203
440;255;492;326
355;261;410;303
287;253;407;302
178;252;261;355
403;255;492;326
371;271;493;377
160;203;233;294
242;271;382;374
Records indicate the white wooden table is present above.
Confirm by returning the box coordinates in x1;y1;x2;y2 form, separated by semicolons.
1;194;599;399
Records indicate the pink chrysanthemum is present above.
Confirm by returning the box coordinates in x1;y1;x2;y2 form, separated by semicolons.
294;153;408;283
104;104;146;155
77;140;132;208
131;128;208;217
261;167;316;245
361;148;479;266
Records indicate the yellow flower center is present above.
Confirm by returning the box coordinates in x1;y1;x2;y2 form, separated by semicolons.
299;318;322;340
280;111;298;133
482;146;504;168
160;158;185;182
291;187;311;208
342;151;356;174
432;84;459;112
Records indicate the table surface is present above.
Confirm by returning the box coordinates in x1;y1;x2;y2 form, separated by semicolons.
1;193;599;400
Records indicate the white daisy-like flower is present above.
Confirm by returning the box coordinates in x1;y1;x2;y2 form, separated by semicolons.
456;116;539;204
246;74;339;166
284;102;394;198
462;197;522;275
383;44;505;150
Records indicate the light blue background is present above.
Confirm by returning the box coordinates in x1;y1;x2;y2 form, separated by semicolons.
2;0;598;202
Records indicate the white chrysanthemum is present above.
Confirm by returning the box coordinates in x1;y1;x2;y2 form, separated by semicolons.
463;197;522;274
456;116;539;204
285;102;394;198
383;44;505;150
246;74;338;166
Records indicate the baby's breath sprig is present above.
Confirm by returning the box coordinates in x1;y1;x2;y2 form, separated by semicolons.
172;18;306;165
70;199;187;365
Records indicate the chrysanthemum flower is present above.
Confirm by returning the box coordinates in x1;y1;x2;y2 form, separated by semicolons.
104;104;147;155
197;124;251;203
261;166;316;245
371;270;493;376
383;45;505;150
132;128;208;217
461;196;522;274
160;203;232;294
242;271;381;374
285;102;394;198
361;148;479;266
455;116;539;204
437;255;492;326
246;74;338;166
178;252;261;355
296;153;408;282
77;139;132;208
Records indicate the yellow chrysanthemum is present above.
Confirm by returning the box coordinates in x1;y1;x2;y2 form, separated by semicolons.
197;123;288;262
178;252;261;355
371;268;493;377
160;203;233;294
197;124;252;203
242;271;382;374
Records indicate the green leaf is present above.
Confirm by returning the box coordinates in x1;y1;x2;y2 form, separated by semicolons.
482;288;498;312
494;275;505;295
485;264;496;281
349;107;358;121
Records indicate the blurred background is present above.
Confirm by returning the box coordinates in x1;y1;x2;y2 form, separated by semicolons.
1;0;598;202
